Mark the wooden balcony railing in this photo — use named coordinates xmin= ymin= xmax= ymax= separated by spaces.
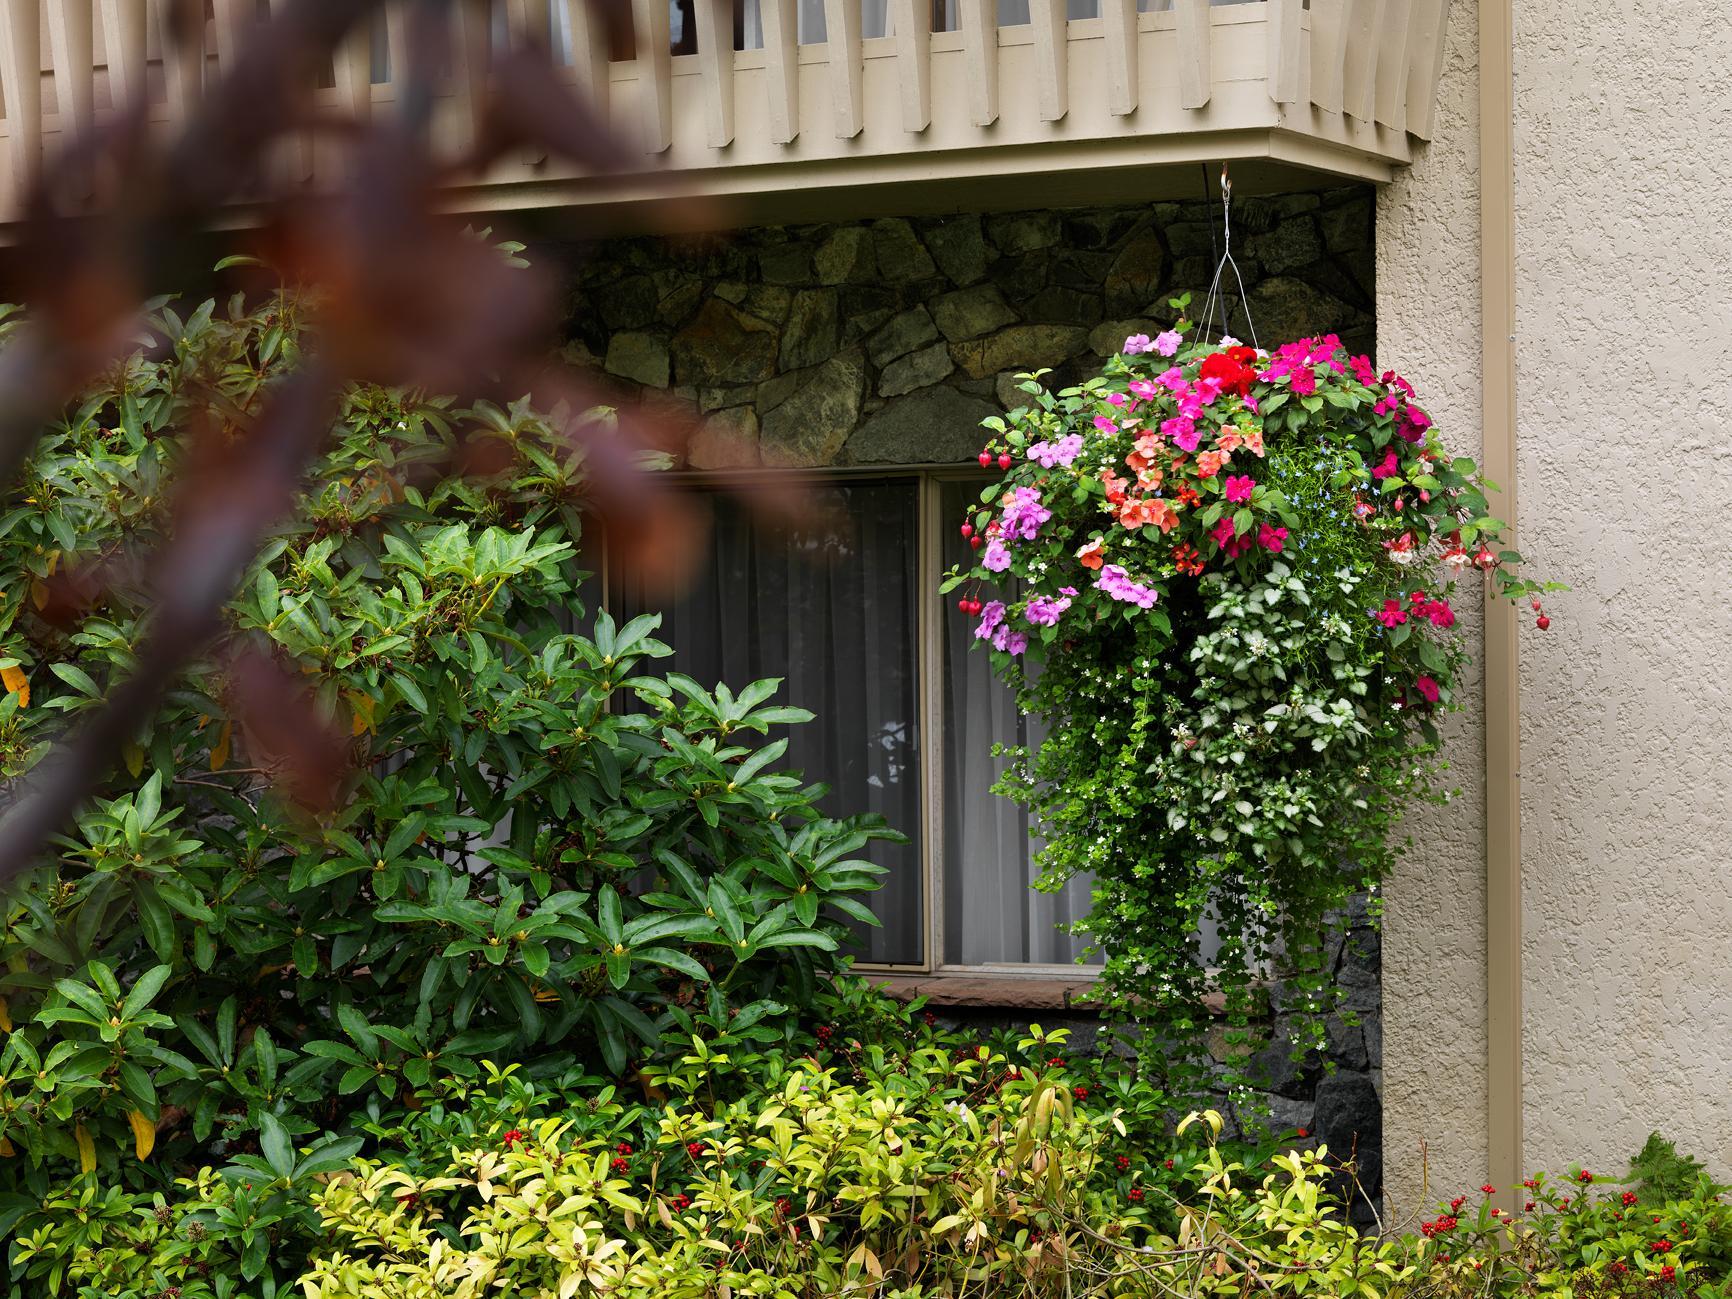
xmin=0 ymin=0 xmax=1451 ymax=228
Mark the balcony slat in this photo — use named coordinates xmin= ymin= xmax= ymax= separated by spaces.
xmin=507 ymin=0 xmax=551 ymax=160
xmin=212 ymin=0 xmax=252 ymax=72
xmin=0 ymin=2 xmax=42 ymax=198
xmin=1375 ymin=0 xmax=1412 ymax=129
xmin=823 ymin=0 xmax=863 ymax=138
xmin=261 ymin=0 xmax=312 ymax=182
xmin=1265 ymin=0 xmax=1302 ymax=106
xmin=1342 ymin=0 xmax=1381 ymax=123
xmin=449 ymin=0 xmax=492 ymax=153
xmin=958 ymin=0 xmax=998 ymax=126
xmin=1309 ymin=0 xmax=1344 ymax=114
xmin=631 ymin=0 xmax=673 ymax=151
xmin=46 ymin=0 xmax=96 ymax=145
xmin=693 ymin=0 xmax=734 ymax=147
xmin=892 ymin=0 xmax=930 ymax=132
xmin=1102 ymin=0 xmax=1137 ymax=115
xmin=762 ymin=0 xmax=799 ymax=144
xmin=560 ymin=0 xmax=611 ymax=105
xmin=1175 ymin=0 xmax=1210 ymax=110
xmin=1405 ymin=0 xmax=1449 ymax=140
xmin=161 ymin=0 xmax=205 ymax=126
xmin=334 ymin=16 xmax=374 ymax=122
xmin=1027 ymin=0 xmax=1067 ymax=122
xmin=99 ymin=0 xmax=147 ymax=107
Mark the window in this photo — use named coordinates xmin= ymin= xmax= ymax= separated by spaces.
xmin=611 ymin=469 xmax=1099 ymax=972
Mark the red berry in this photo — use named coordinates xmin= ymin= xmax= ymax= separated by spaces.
xmin=1536 ymin=615 xmax=1550 ymax=630
xmin=960 ymin=523 xmax=973 ymax=538
xmin=997 ymin=453 xmax=1013 ymax=470
xmin=978 ymin=451 xmax=993 ymax=467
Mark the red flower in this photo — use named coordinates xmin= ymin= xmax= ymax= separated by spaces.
xmin=1414 ymin=675 xmax=1441 ymax=704
xmin=1200 ymin=347 xmax=1257 ymax=398
xmin=1375 ymin=599 xmax=1408 ymax=628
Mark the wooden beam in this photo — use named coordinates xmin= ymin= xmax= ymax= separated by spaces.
xmin=761 ymin=0 xmax=799 ymax=144
xmin=99 ymin=0 xmax=148 ymax=107
xmin=1480 ymin=0 xmax=1524 ymax=1216
xmin=631 ymin=0 xmax=672 ymax=152
xmin=822 ymin=0 xmax=863 ymax=138
xmin=1309 ymin=0 xmax=1345 ymax=114
xmin=1101 ymin=0 xmax=1136 ymax=116
xmin=892 ymin=0 xmax=930 ymax=133
xmin=1027 ymin=0 xmax=1066 ymax=122
xmin=1375 ymin=0 xmax=1413 ymax=130
xmin=1265 ymin=0 xmax=1303 ymax=107
xmin=958 ymin=0 xmax=998 ymax=126
xmin=449 ymin=0 xmax=492 ymax=152
xmin=0 ymin=1 xmax=42 ymax=200
xmin=46 ymin=0 xmax=96 ymax=143
xmin=1405 ymin=0 xmax=1451 ymax=139
xmin=693 ymin=0 xmax=734 ymax=147
xmin=159 ymin=0 xmax=205 ymax=127
xmin=1174 ymin=0 xmax=1210 ymax=110
xmin=561 ymin=0 xmax=611 ymax=108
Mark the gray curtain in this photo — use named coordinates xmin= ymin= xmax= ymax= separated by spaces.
xmin=613 ymin=481 xmax=925 ymax=965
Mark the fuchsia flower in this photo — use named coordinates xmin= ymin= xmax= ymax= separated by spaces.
xmin=1289 ymin=367 xmax=1317 ymax=396
xmin=1258 ymin=523 xmax=1288 ymax=553
xmin=1223 ymin=475 xmax=1256 ymax=503
xmin=1024 ymin=592 xmax=1073 ymax=626
xmin=1095 ymin=564 xmax=1160 ymax=609
xmin=1371 ymin=448 xmax=1401 ymax=480
xmin=1154 ymin=329 xmax=1183 ymax=356
xmin=999 ymin=486 xmax=1052 ymax=541
xmin=991 ymin=624 xmax=1029 ymax=656
xmin=1162 ymin=415 xmax=1201 ymax=453
xmin=1375 ymin=599 xmax=1409 ymax=628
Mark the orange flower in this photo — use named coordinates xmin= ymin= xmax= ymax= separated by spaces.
xmin=1244 ymin=426 xmax=1266 ymax=457
xmin=1118 ymin=498 xmax=1179 ymax=534
xmin=1195 ymin=450 xmax=1225 ymax=479
xmin=1099 ymin=470 xmax=1130 ymax=504
xmin=1076 ymin=538 xmax=1105 ymax=570
xmin=1217 ymin=429 xmax=1243 ymax=454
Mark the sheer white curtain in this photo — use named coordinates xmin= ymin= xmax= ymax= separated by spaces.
xmin=938 ymin=481 xmax=1100 ymax=966
xmin=613 ymin=481 xmax=926 ymax=965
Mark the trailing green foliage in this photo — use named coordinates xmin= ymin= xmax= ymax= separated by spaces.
xmin=0 ymin=276 xmax=893 ymax=1244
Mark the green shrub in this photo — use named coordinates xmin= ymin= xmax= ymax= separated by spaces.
xmin=0 ymin=276 xmax=892 ymax=1241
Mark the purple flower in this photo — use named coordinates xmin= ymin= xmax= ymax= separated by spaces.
xmin=982 ymin=538 xmax=1012 ymax=572
xmin=1094 ymin=564 xmax=1159 ymax=610
xmin=991 ymin=624 xmax=1029 ymax=656
xmin=998 ymin=486 xmax=1052 ymax=541
xmin=1028 ymin=434 xmax=1084 ymax=469
xmin=1154 ymin=329 xmax=1183 ymax=357
xmin=1123 ymin=333 xmax=1154 ymax=354
xmin=973 ymin=601 xmax=1007 ymax=640
xmin=1024 ymin=593 xmax=1073 ymax=627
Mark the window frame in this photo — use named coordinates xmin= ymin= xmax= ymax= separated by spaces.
xmin=603 ymin=461 xmax=1095 ymax=982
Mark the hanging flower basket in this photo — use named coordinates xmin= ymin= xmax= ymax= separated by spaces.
xmin=944 ymin=307 xmax=1556 ymax=1088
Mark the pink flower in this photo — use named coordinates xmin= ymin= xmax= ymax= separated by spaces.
xmin=1093 ymin=414 xmax=1120 ymax=434
xmin=1374 ymin=599 xmax=1408 ymax=628
xmin=1210 ymin=518 xmax=1237 ymax=548
xmin=1288 ymin=367 xmax=1316 ymax=396
xmin=1123 ymin=333 xmax=1155 ymax=354
xmin=1223 ymin=475 xmax=1255 ymax=503
xmin=1154 ymin=329 xmax=1183 ymax=356
xmin=1414 ymin=675 xmax=1441 ymax=704
xmin=1162 ymin=415 xmax=1201 ymax=453
xmin=1425 ymin=598 xmax=1456 ymax=629
xmin=1258 ymin=523 xmax=1288 ymax=553
xmin=982 ymin=538 xmax=1012 ymax=572
xmin=973 ymin=601 xmax=1007 ymax=640
xmin=1371 ymin=448 xmax=1401 ymax=480
xmin=1024 ymin=593 xmax=1073 ymax=626
xmin=1350 ymin=355 xmax=1376 ymax=385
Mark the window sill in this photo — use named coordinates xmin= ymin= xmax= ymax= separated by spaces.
xmin=862 ymin=971 xmax=1102 ymax=1011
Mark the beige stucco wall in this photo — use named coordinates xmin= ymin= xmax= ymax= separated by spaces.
xmin=1375 ymin=0 xmax=1491 ymax=1214
xmin=1379 ymin=0 xmax=1732 ymax=1204
xmin=1513 ymin=0 xmax=1732 ymax=1174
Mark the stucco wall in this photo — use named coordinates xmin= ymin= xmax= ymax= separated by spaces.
xmin=1375 ymin=0 xmax=1490 ymax=1213
xmin=1514 ymin=0 xmax=1732 ymax=1175
xmin=1379 ymin=0 xmax=1732 ymax=1205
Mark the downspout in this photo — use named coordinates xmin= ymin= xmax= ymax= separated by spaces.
xmin=1479 ymin=0 xmax=1523 ymax=1198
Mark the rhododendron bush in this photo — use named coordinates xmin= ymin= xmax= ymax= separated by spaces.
xmin=944 ymin=308 xmax=1556 ymax=1093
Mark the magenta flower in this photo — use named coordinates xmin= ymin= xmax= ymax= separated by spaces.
xmin=982 ymin=538 xmax=1012 ymax=572
xmin=1371 ymin=448 xmax=1400 ymax=480
xmin=1223 ymin=475 xmax=1255 ymax=503
xmin=973 ymin=601 xmax=1007 ymax=640
xmin=1025 ymin=593 xmax=1073 ymax=626
xmin=1414 ymin=675 xmax=1441 ymax=704
xmin=1258 ymin=523 xmax=1288 ymax=553
xmin=1289 ymin=367 xmax=1316 ymax=396
xmin=999 ymin=486 xmax=1052 ymax=540
xmin=1162 ymin=416 xmax=1201 ymax=453
xmin=1029 ymin=434 xmax=1084 ymax=468
xmin=1374 ymin=599 xmax=1408 ymax=628
xmin=1094 ymin=564 xmax=1159 ymax=609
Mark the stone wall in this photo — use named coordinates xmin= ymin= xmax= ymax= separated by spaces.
xmin=555 ymin=188 xmax=1375 ymax=471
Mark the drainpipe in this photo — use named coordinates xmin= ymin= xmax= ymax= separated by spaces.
xmin=1479 ymin=0 xmax=1522 ymax=1201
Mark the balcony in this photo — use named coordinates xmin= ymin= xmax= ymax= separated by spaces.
xmin=0 ymin=0 xmax=1449 ymax=231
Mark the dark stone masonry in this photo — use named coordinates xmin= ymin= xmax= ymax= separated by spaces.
xmin=553 ymin=186 xmax=1376 ymax=471
xmin=550 ymin=186 xmax=1382 ymax=1217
